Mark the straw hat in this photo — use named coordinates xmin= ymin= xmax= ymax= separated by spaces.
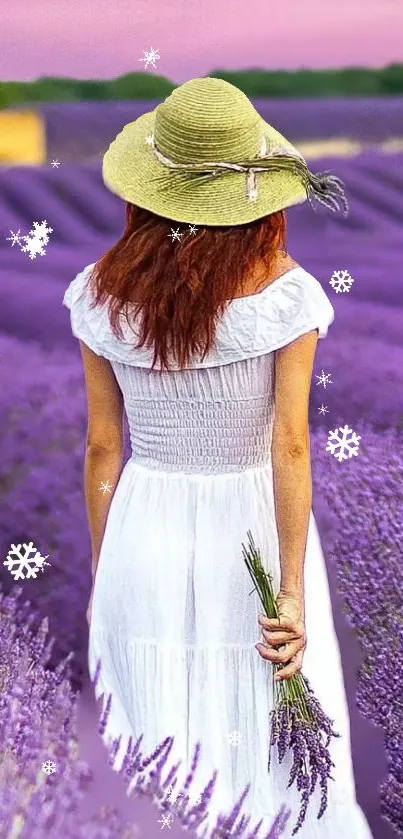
xmin=102 ymin=77 xmax=348 ymax=226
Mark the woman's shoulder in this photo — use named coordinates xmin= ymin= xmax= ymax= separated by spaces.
xmin=229 ymin=255 xmax=330 ymax=313
xmin=222 ymin=259 xmax=335 ymax=356
xmin=63 ymin=262 xmax=96 ymax=308
xmin=63 ymin=263 xmax=112 ymax=358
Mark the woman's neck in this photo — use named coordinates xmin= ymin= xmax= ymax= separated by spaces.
xmin=233 ymin=252 xmax=296 ymax=300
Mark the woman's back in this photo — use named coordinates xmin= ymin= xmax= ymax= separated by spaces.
xmin=64 ymin=259 xmax=333 ymax=474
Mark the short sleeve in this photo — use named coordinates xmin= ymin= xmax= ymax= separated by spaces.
xmin=63 ymin=263 xmax=144 ymax=365
xmin=301 ymin=271 xmax=334 ymax=340
xmin=63 ymin=263 xmax=102 ymax=355
xmin=208 ymin=267 xmax=335 ymax=366
xmin=267 ymin=267 xmax=334 ymax=344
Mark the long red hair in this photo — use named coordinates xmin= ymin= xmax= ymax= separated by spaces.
xmin=89 ymin=203 xmax=288 ymax=371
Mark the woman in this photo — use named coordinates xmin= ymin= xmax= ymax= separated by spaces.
xmin=64 ymin=78 xmax=373 ymax=837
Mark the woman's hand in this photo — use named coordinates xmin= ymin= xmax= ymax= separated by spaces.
xmin=255 ymin=589 xmax=306 ymax=681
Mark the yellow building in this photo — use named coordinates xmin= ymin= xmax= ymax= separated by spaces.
xmin=0 ymin=109 xmax=46 ymax=165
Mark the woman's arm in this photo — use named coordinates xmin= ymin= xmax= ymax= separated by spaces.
xmin=255 ymin=329 xmax=319 ymax=679
xmin=79 ymin=341 xmax=124 ymax=577
xmin=271 ymin=329 xmax=319 ymax=596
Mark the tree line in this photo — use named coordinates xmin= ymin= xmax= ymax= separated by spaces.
xmin=1 ymin=64 xmax=402 ymax=108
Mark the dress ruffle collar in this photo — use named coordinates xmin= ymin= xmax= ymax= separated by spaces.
xmin=63 ymin=263 xmax=334 ymax=369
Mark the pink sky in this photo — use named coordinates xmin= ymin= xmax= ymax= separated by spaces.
xmin=1 ymin=0 xmax=402 ymax=83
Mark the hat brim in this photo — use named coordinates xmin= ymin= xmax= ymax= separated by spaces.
xmin=102 ymin=109 xmax=308 ymax=226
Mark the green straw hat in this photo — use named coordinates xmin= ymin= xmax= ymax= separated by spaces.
xmin=102 ymin=77 xmax=348 ymax=226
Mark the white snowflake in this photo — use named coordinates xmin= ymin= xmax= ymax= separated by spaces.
xmin=228 ymin=729 xmax=243 ymax=747
xmin=30 ymin=220 xmax=53 ymax=243
xmin=318 ymin=404 xmax=329 ymax=416
xmin=99 ymin=480 xmax=113 ymax=495
xmin=3 ymin=542 xmax=51 ymax=581
xmin=42 ymin=759 xmax=57 ymax=775
xmin=20 ymin=220 xmax=53 ymax=260
xmin=168 ymin=228 xmax=183 ymax=242
xmin=20 ymin=236 xmax=47 ymax=260
xmin=6 ymin=229 xmax=23 ymax=247
xmin=329 ymin=269 xmax=354 ymax=293
xmin=188 ymin=224 xmax=198 ymax=235
xmin=315 ymin=370 xmax=333 ymax=389
xmin=326 ymin=424 xmax=361 ymax=462
xmin=157 ymin=813 xmax=173 ymax=830
xmin=50 ymin=159 xmax=60 ymax=168
xmin=139 ymin=47 xmax=161 ymax=70
xmin=145 ymin=134 xmax=154 ymax=146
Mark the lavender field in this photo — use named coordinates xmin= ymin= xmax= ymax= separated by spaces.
xmin=20 ymin=96 xmax=403 ymax=162
xmin=0 ymin=96 xmax=402 ymax=839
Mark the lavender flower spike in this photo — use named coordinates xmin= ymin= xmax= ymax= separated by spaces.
xmin=242 ymin=530 xmax=340 ymax=835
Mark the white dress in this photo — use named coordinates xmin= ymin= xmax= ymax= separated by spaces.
xmin=64 ymin=264 xmax=373 ymax=839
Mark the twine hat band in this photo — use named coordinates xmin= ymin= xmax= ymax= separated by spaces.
xmin=102 ymin=77 xmax=349 ymax=226
xmin=146 ymin=132 xmax=348 ymax=215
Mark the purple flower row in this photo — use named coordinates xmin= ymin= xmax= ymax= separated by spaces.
xmin=312 ymin=425 xmax=403 ymax=835
xmin=0 ymin=586 xmax=290 ymax=839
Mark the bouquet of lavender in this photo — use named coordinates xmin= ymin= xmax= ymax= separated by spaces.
xmin=242 ymin=530 xmax=340 ymax=836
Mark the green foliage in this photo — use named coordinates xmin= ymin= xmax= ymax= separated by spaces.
xmin=0 ymin=64 xmax=402 ymax=109
xmin=0 ymin=81 xmax=28 ymax=108
xmin=379 ymin=62 xmax=403 ymax=94
xmin=209 ymin=65 xmax=396 ymax=97
xmin=108 ymin=72 xmax=176 ymax=100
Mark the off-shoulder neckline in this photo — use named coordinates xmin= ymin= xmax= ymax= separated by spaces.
xmin=227 ymin=266 xmax=302 ymax=305
xmin=64 ymin=263 xmax=333 ymax=369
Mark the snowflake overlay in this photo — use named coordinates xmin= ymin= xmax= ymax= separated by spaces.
xmin=329 ymin=269 xmax=354 ymax=293
xmin=318 ymin=404 xmax=329 ymax=416
xmin=4 ymin=542 xmax=51 ymax=580
xmin=99 ymin=480 xmax=113 ymax=495
xmin=157 ymin=812 xmax=173 ymax=830
xmin=326 ymin=425 xmax=361 ymax=462
xmin=168 ymin=225 xmax=199 ymax=242
xmin=168 ymin=228 xmax=183 ymax=242
xmin=42 ymin=759 xmax=57 ymax=775
xmin=7 ymin=220 xmax=54 ymax=260
xmin=139 ymin=47 xmax=161 ymax=70
xmin=6 ymin=229 xmax=24 ymax=247
xmin=228 ymin=729 xmax=243 ymax=747
xmin=315 ymin=370 xmax=333 ymax=389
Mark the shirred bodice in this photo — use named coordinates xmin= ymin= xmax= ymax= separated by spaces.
xmin=111 ymin=354 xmax=274 ymax=474
xmin=63 ymin=262 xmax=334 ymax=475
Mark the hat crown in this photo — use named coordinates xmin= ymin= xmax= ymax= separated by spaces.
xmin=154 ymin=77 xmax=264 ymax=164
